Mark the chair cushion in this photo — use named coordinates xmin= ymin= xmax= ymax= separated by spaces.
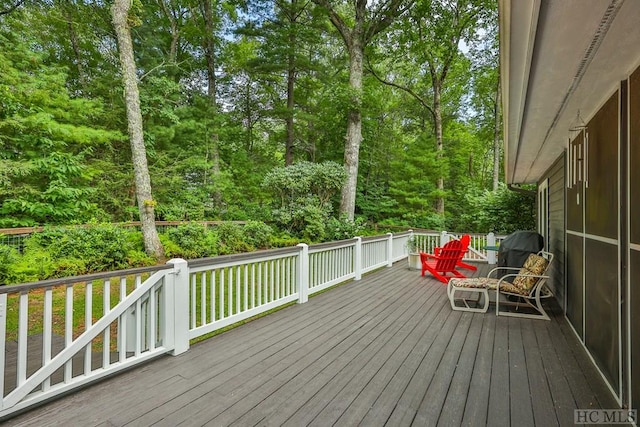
xmin=449 ymin=277 xmax=499 ymax=289
xmin=511 ymin=253 xmax=549 ymax=293
xmin=497 ymin=282 xmax=531 ymax=296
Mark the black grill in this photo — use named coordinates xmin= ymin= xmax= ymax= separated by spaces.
xmin=497 ymin=231 xmax=544 ymax=274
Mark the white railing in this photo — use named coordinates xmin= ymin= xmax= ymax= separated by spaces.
xmin=0 ymin=229 xmax=502 ymax=418
xmin=0 ymin=262 xmax=187 ymax=417
xmin=186 ymin=247 xmax=301 ymax=339
xmin=308 ymin=240 xmax=356 ymax=295
xmin=410 ymin=230 xmax=505 ymax=264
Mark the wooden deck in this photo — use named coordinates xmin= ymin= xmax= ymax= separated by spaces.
xmin=3 ymin=262 xmax=618 ymax=426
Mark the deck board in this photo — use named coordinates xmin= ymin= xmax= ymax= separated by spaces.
xmin=508 ymin=318 xmax=535 ymax=427
xmin=2 ymin=262 xmax=622 ymax=426
xmin=461 ymin=313 xmax=494 ymax=427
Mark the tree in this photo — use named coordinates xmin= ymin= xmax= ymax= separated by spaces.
xmin=0 ymin=0 xmax=26 ymax=16
xmin=467 ymin=10 xmax=501 ymax=191
xmin=0 ymin=30 xmax=122 ymax=226
xmin=111 ymin=0 xmax=163 ymax=257
xmin=370 ymin=0 xmax=492 ymax=214
xmin=311 ymin=0 xmax=414 ymax=220
xmin=263 ymin=161 xmax=346 ymax=238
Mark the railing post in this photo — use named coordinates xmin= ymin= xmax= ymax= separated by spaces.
xmin=407 ymin=229 xmax=414 ymax=254
xmin=297 ymin=243 xmax=309 ymax=304
xmin=386 ymin=233 xmax=393 ymax=267
xmin=440 ymin=230 xmax=449 ymax=247
xmin=167 ymin=258 xmax=190 ymax=356
xmin=354 ymin=237 xmax=362 ymax=280
xmin=487 ymin=232 xmax=497 ymax=264
xmin=0 ymin=293 xmax=6 ymax=407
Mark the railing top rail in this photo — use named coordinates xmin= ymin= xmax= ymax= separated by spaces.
xmin=361 ymin=235 xmax=388 ymax=243
xmin=308 ymin=238 xmax=356 ymax=251
xmin=412 ymin=230 xmax=508 ymax=239
xmin=187 ymin=246 xmax=301 ymax=268
xmin=0 ymin=264 xmax=173 ymax=294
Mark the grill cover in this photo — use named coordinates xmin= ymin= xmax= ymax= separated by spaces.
xmin=498 ymin=231 xmax=544 ymax=272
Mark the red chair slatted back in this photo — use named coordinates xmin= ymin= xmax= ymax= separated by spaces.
xmin=434 ymin=239 xmax=464 ymax=271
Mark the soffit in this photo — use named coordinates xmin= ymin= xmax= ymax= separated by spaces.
xmin=501 ymin=0 xmax=640 ymax=184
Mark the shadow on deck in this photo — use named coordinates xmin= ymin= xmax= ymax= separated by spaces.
xmin=3 ymin=262 xmax=618 ymax=426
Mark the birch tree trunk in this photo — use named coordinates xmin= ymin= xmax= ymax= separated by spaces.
xmin=312 ymin=0 xmax=412 ymax=220
xmin=341 ymin=37 xmax=364 ymax=220
xmin=112 ymin=0 xmax=163 ymax=258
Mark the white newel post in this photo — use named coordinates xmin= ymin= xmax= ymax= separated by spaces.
xmin=0 ymin=293 xmax=6 ymax=407
xmin=487 ymin=232 xmax=497 ymax=264
xmin=354 ymin=237 xmax=362 ymax=280
xmin=440 ymin=231 xmax=449 ymax=247
xmin=297 ymin=243 xmax=309 ymax=304
xmin=167 ymin=258 xmax=190 ymax=356
xmin=408 ymin=229 xmax=414 ymax=252
xmin=386 ymin=233 xmax=393 ymax=267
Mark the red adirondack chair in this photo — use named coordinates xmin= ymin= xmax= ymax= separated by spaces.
xmin=433 ymin=235 xmax=478 ymax=271
xmin=420 ymin=239 xmax=467 ymax=284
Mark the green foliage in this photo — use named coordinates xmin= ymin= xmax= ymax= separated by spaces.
xmin=0 ymin=31 xmax=124 ymax=227
xmin=215 ymin=223 xmax=251 ymax=254
xmin=162 ymin=223 xmax=218 ymax=259
xmin=456 ymin=184 xmax=536 ymax=233
xmin=242 ymin=221 xmax=274 ymax=249
xmin=0 ymin=223 xmax=156 ymax=284
xmin=0 ymin=244 xmax=20 ymax=284
xmin=269 ymin=234 xmax=302 ymax=248
xmin=326 ymin=215 xmax=366 ymax=241
xmin=0 ymin=0 xmax=507 ymax=249
xmin=50 ymin=257 xmax=88 ymax=278
xmin=263 ymin=161 xmax=346 ymax=239
xmin=5 ymin=243 xmax=56 ymax=284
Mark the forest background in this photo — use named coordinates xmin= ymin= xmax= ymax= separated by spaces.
xmin=0 ymin=0 xmax=535 ymax=284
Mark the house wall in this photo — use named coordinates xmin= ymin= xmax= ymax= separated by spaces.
xmin=628 ymin=65 xmax=640 ymax=416
xmin=564 ymin=89 xmax=622 ymax=400
xmin=558 ymin=64 xmax=640 ymax=411
xmin=566 ymin=129 xmax=586 ymax=339
xmin=538 ymin=155 xmax=565 ymax=307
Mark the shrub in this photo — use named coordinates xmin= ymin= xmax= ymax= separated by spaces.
xmin=242 ymin=221 xmax=273 ymax=250
xmin=163 ymin=223 xmax=218 ymax=259
xmin=263 ymin=161 xmax=345 ymax=239
xmin=269 ymin=234 xmax=301 ymax=248
xmin=126 ymin=250 xmax=157 ymax=267
xmin=271 ymin=196 xmax=329 ymax=240
xmin=51 ymin=257 xmax=87 ymax=277
xmin=215 ymin=222 xmax=250 ymax=254
xmin=326 ymin=216 xmax=366 ymax=241
xmin=159 ymin=234 xmax=184 ymax=259
xmin=7 ymin=244 xmax=55 ymax=283
xmin=0 ymin=244 xmax=20 ymax=284
xmin=26 ymin=224 xmax=142 ymax=273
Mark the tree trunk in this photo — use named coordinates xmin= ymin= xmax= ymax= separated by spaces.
xmin=202 ymin=0 xmax=217 ymax=103
xmin=340 ymin=37 xmax=364 ymax=221
xmin=285 ymin=35 xmax=296 ymax=166
xmin=62 ymin=5 xmax=87 ymax=91
xmin=434 ymin=82 xmax=445 ymax=214
xmin=112 ymin=0 xmax=163 ymax=258
xmin=492 ymin=79 xmax=501 ymax=191
xmin=201 ymin=0 xmax=222 ymax=204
